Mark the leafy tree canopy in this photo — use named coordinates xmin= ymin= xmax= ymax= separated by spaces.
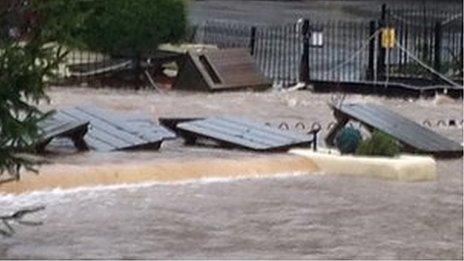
xmin=76 ymin=0 xmax=187 ymax=57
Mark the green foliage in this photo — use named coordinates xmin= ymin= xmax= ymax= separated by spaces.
xmin=355 ymin=131 xmax=401 ymax=157
xmin=76 ymin=0 xmax=187 ymax=57
xmin=391 ymin=43 xmax=463 ymax=80
xmin=444 ymin=48 xmax=463 ymax=78
xmin=0 ymin=0 xmax=79 ymax=182
xmin=184 ymin=24 xmax=199 ymax=43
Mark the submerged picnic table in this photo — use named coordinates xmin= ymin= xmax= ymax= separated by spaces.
xmin=174 ymin=116 xmax=318 ymax=152
xmin=325 ymin=103 xmax=463 ymax=158
xmin=54 ymin=106 xmax=176 ymax=152
xmin=37 ymin=116 xmax=89 ymax=152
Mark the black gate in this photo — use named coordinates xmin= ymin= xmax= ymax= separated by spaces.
xmin=192 ymin=4 xmax=464 ymax=91
xmin=199 ymin=19 xmax=371 ymax=87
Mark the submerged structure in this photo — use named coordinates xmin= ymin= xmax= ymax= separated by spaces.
xmin=173 ymin=48 xmax=271 ymax=91
xmin=326 ymin=103 xmax=463 ymax=158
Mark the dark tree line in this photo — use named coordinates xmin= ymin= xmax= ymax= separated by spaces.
xmin=0 ymin=0 xmax=186 ymax=183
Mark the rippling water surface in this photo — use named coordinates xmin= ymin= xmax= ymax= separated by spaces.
xmin=1 ymin=160 xmax=462 ymax=259
xmin=2 ymin=85 xmax=463 ymax=259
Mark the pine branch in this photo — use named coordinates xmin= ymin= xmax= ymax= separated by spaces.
xmin=0 ymin=206 xmax=46 ymax=237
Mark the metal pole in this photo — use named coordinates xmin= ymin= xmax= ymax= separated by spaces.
xmin=433 ymin=21 xmax=442 ymax=82
xmin=299 ymin=19 xmax=310 ymax=84
xmin=249 ymin=26 xmax=257 ymax=56
xmin=377 ymin=4 xmax=387 ymax=80
xmin=367 ymin=20 xmax=376 ymax=81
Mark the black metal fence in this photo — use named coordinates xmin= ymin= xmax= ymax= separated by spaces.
xmin=55 ymin=3 xmax=463 ymax=90
xmin=195 ymin=4 xmax=463 ymax=88
xmin=199 ymin=19 xmax=374 ymax=86
xmin=306 ymin=20 xmax=370 ymax=83
xmin=199 ymin=20 xmax=302 ymax=86
xmin=385 ymin=4 xmax=463 ymax=82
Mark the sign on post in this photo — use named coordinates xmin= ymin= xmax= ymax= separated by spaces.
xmin=381 ymin=27 xmax=396 ymax=49
xmin=310 ymin=30 xmax=323 ymax=47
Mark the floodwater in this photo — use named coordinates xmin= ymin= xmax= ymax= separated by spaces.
xmin=0 ymin=159 xmax=462 ymax=259
xmin=0 ymin=1 xmax=462 ymax=259
xmin=0 ymin=88 xmax=463 ymax=259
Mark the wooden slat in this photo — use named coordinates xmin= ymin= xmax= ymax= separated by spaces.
xmin=334 ymin=103 xmax=463 ymax=155
xmin=123 ymin=118 xmax=177 ymax=141
xmin=60 ymin=111 xmax=133 ymax=151
xmin=39 ymin=120 xmax=85 ymax=140
xmin=177 ymin=116 xmax=313 ymax=151
xmin=39 ymin=118 xmax=77 ymax=136
xmin=61 ymin=108 xmax=145 ymax=146
xmin=74 ymin=105 xmax=176 ymax=141
xmin=36 ymin=116 xmax=89 ymax=151
xmin=176 ymin=48 xmax=271 ymax=91
xmin=56 ymin=106 xmax=174 ymax=152
xmin=53 ymin=110 xmax=116 ymax=151
xmin=205 ymin=49 xmax=268 ymax=88
xmin=195 ymin=117 xmax=308 ymax=146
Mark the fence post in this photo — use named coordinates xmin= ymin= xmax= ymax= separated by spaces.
xmin=133 ymin=55 xmax=141 ymax=89
xmin=377 ymin=4 xmax=387 ymax=80
xmin=366 ymin=21 xmax=376 ymax=81
xmin=299 ymin=19 xmax=310 ymax=84
xmin=249 ymin=26 xmax=257 ymax=56
xmin=433 ymin=21 xmax=442 ymax=82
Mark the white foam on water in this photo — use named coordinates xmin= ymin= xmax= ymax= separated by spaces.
xmin=0 ymin=171 xmax=315 ymax=208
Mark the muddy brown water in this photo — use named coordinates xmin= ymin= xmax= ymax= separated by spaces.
xmin=0 ymin=87 xmax=462 ymax=259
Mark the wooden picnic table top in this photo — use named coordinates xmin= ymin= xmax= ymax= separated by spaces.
xmin=332 ymin=103 xmax=463 ymax=156
xmin=37 ymin=116 xmax=89 ymax=151
xmin=176 ymin=116 xmax=314 ymax=151
xmin=56 ymin=105 xmax=176 ymax=152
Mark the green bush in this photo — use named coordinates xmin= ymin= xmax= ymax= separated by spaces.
xmin=76 ymin=0 xmax=186 ymax=57
xmin=355 ymin=130 xmax=401 ymax=157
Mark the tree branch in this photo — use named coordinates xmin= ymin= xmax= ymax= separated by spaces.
xmin=0 ymin=206 xmax=45 ymax=237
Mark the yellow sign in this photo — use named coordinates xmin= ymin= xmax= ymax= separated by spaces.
xmin=381 ymin=27 xmax=396 ymax=49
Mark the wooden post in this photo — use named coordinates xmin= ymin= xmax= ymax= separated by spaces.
xmin=377 ymin=4 xmax=387 ymax=80
xmin=366 ymin=20 xmax=376 ymax=81
xmin=133 ymin=55 xmax=141 ymax=89
xmin=325 ymin=115 xmax=349 ymax=147
xmin=380 ymin=3 xmax=387 ymax=26
xmin=250 ymin=26 xmax=257 ymax=56
xmin=433 ymin=21 xmax=442 ymax=82
xmin=299 ymin=19 xmax=310 ymax=84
